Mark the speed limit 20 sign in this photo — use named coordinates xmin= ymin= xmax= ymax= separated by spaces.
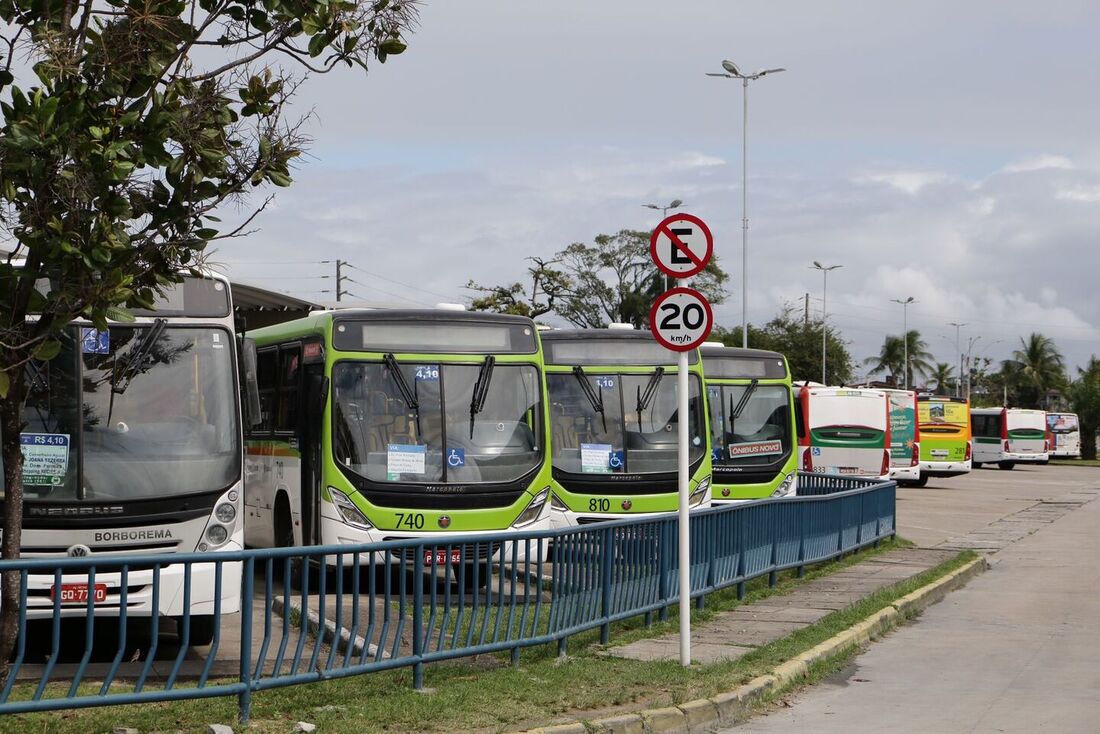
xmin=649 ymin=287 xmax=714 ymax=352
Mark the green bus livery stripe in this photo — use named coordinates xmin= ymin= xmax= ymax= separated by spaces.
xmin=974 ymin=437 xmax=1001 ymax=444
xmin=809 ymin=430 xmax=886 ymax=449
xmin=1008 ymin=429 xmax=1044 ymax=439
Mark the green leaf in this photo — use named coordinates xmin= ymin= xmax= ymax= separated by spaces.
xmin=32 ymin=339 xmax=62 ymax=361
xmin=0 ymin=370 xmax=8 ymax=398
xmin=379 ymin=39 xmax=407 ymax=55
xmin=105 ymin=305 xmax=136 ymax=322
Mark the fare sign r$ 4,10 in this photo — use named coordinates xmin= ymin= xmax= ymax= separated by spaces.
xmin=649 ymin=287 xmax=714 ymax=352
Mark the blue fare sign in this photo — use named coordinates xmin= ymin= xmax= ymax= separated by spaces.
xmin=81 ymin=327 xmax=110 ymax=354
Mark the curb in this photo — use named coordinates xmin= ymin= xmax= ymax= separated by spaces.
xmin=521 ymin=555 xmax=987 ymax=734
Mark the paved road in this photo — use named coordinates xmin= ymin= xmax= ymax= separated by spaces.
xmin=725 ymin=464 xmax=1100 ymax=733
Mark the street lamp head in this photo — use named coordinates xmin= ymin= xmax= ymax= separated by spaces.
xmin=759 ymin=67 xmax=787 ymax=75
xmin=812 ymin=260 xmax=823 ymax=269
xmin=721 ymin=59 xmax=741 ymax=76
xmin=643 ymin=204 xmax=660 ymax=210
xmin=669 ymin=199 xmax=683 ymax=208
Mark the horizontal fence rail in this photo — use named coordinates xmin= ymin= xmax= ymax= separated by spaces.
xmin=0 ymin=477 xmax=895 ymax=722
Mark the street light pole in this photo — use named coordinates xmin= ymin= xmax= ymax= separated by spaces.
xmin=891 ymin=297 xmax=916 ymax=389
xmin=708 ymin=60 xmax=785 ymax=349
xmin=644 ymin=199 xmax=684 ymax=291
xmin=810 ymin=262 xmax=842 ymax=384
xmin=949 ymin=322 xmax=966 ymax=397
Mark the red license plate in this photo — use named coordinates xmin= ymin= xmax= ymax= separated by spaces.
xmin=424 ymin=549 xmax=463 ymax=565
xmin=50 ymin=583 xmax=108 ymax=604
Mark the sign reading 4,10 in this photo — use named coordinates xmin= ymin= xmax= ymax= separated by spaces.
xmin=649 ymin=287 xmax=714 ymax=352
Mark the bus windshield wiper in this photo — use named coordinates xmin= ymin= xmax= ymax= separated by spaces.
xmin=635 ymin=367 xmax=665 ymax=425
xmin=113 ymin=318 xmax=167 ymax=394
xmin=572 ymin=366 xmax=607 ymax=432
xmin=729 ymin=378 xmax=759 ymax=434
xmin=384 ymin=353 xmax=422 ymax=436
xmin=469 ymin=355 xmax=496 ymax=438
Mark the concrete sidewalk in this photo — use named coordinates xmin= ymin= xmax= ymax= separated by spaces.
xmin=606 ymin=547 xmax=957 ymax=665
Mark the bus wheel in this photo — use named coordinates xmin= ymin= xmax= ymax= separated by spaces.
xmin=179 ymin=615 xmax=217 ymax=647
xmin=911 ymin=475 xmax=929 ymax=487
xmin=998 ymin=461 xmax=1016 ymax=470
xmin=972 ymin=462 xmax=983 ymax=469
xmin=275 ymin=500 xmax=304 ymax=589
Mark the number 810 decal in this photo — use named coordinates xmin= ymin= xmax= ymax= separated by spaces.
xmin=649 ymin=287 xmax=714 ymax=352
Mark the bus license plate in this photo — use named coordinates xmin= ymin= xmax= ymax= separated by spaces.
xmin=51 ymin=583 xmax=108 ymax=604
xmin=424 ymin=549 xmax=463 ymax=565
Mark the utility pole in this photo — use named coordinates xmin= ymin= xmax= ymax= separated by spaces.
xmin=804 ymin=293 xmax=810 ymax=328
xmin=335 ymin=259 xmax=349 ymax=302
xmin=949 ymin=322 xmax=966 ymax=397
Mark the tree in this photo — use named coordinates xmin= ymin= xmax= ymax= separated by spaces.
xmin=1002 ymin=333 xmax=1066 ymax=408
xmin=469 ymin=230 xmax=729 ymax=328
xmin=863 ymin=330 xmax=933 ymax=387
xmin=0 ymin=0 xmax=418 ymax=671
xmin=555 ymin=230 xmax=728 ymax=328
xmin=714 ymin=305 xmax=854 ymax=385
xmin=466 ymin=257 xmax=571 ymax=320
xmin=929 ymin=362 xmax=955 ymax=395
xmin=1069 ymin=357 xmax=1100 ymax=460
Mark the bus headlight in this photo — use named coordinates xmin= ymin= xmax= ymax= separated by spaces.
xmin=206 ymin=524 xmax=229 ymax=546
xmin=330 ymin=488 xmax=372 ymax=530
xmin=550 ymin=492 xmax=568 ymax=512
xmin=772 ymin=473 xmax=796 ymax=498
xmin=514 ymin=488 xmax=550 ymax=527
xmin=215 ymin=503 xmax=237 ymax=524
xmin=689 ymin=477 xmax=711 ymax=507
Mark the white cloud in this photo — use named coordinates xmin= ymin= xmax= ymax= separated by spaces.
xmin=1057 ymin=185 xmax=1100 ymax=202
xmin=1001 ymin=154 xmax=1075 ymax=173
xmin=854 ymin=170 xmax=951 ymax=195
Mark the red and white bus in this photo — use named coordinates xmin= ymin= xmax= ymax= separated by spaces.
xmin=794 ymin=385 xmax=891 ymax=480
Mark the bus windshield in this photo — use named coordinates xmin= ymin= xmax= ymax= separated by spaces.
xmin=810 ymin=393 xmax=886 ymax=432
xmin=332 ymin=361 xmax=544 ymax=485
xmin=708 ymin=384 xmax=791 ymax=466
xmin=2 ymin=325 xmax=240 ymax=501
xmin=547 ymin=371 xmax=705 ymax=475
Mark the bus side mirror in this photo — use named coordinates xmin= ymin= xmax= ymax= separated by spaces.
xmin=241 ymin=337 xmax=262 ymax=427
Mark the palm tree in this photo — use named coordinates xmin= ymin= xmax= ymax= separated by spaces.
xmin=864 ymin=330 xmax=935 ymax=387
xmin=864 ymin=335 xmax=905 ymax=383
xmin=929 ymin=362 xmax=955 ymax=395
xmin=1003 ymin=333 xmax=1066 ymax=408
xmin=902 ymin=330 xmax=935 ymax=387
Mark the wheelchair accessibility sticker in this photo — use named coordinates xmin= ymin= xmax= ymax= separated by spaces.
xmin=811 ymin=446 xmax=822 ymax=456
xmin=609 ymin=450 xmax=625 ymax=470
xmin=447 ymin=448 xmax=466 ymax=467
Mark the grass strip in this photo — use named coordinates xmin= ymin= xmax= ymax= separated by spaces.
xmin=1 ymin=540 xmax=975 ymax=734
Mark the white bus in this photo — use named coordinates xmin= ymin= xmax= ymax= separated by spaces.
xmin=1046 ymin=412 xmax=1081 ymax=459
xmin=970 ymin=407 xmax=1049 ymax=470
xmin=794 ymin=385 xmax=890 ymax=480
xmin=1 ymin=273 xmax=253 ymax=645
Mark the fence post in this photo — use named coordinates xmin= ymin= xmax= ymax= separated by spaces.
xmin=238 ymin=556 xmax=254 ymax=725
xmin=600 ymin=526 xmax=613 ymax=644
xmin=736 ymin=507 xmax=746 ymax=600
xmin=797 ymin=500 xmax=806 ymax=578
xmin=768 ymin=504 xmax=779 ymax=587
xmin=413 ymin=547 xmax=425 ymax=690
xmin=658 ymin=519 xmax=671 ymax=622
xmin=696 ymin=514 xmax=711 ymax=610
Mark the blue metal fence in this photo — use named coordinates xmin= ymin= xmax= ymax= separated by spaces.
xmin=0 ymin=476 xmax=894 ymax=722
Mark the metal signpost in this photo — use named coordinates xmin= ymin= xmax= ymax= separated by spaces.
xmin=649 ymin=214 xmax=715 ymax=667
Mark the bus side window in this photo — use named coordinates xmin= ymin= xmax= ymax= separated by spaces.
xmin=276 ymin=344 xmax=301 ymax=433
xmin=256 ymin=348 xmax=278 ymax=435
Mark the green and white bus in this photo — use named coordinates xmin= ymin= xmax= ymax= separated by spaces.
xmin=699 ymin=344 xmax=797 ymax=501
xmin=243 ymin=309 xmax=553 ymax=559
xmin=541 ymin=327 xmax=712 ymax=527
xmin=970 ymin=407 xmax=1048 ymax=470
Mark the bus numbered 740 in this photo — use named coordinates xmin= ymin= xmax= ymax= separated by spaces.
xmin=243 ymin=309 xmax=553 ymax=562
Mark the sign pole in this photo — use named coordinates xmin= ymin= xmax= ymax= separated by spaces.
xmin=677 ymin=348 xmax=691 ymax=666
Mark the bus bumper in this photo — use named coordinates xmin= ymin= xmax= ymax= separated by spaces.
xmin=919 ymin=460 xmax=972 ymax=476
xmin=888 ymin=465 xmax=921 ymax=482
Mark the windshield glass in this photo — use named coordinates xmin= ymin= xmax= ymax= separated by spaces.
xmin=1 ymin=326 xmax=240 ymax=501
xmin=708 ymin=384 xmax=791 ymax=467
xmin=810 ymin=393 xmax=887 ymax=431
xmin=548 ymin=372 xmax=705 ymax=475
xmin=332 ymin=361 xmax=544 ymax=485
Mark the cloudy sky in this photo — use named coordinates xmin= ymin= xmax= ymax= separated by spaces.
xmin=217 ymin=0 xmax=1100 ymax=377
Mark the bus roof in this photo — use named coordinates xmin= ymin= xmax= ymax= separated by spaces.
xmin=918 ymin=394 xmax=968 ymax=404
xmin=541 ymin=328 xmax=699 ymax=366
xmin=699 ymin=345 xmax=788 ymax=380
